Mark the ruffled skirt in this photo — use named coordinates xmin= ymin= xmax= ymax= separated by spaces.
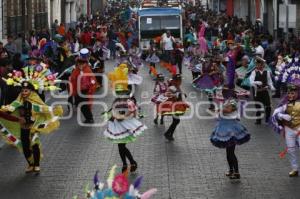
xmin=157 ymin=100 xmax=190 ymax=115
xmin=146 ymin=54 xmax=160 ymax=63
xmin=128 ymin=73 xmax=143 ymax=85
xmin=193 ymin=74 xmax=216 ymax=91
xmin=210 ymin=118 xmax=250 ymax=148
xmin=104 ymin=118 xmax=147 ymax=144
xmin=151 ymin=94 xmax=168 ymax=104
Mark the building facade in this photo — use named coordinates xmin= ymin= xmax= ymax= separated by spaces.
xmin=1 ymin=0 xmax=48 ymax=41
xmin=208 ymin=0 xmax=300 ymax=37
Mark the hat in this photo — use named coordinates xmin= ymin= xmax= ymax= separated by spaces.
xmin=155 ymin=73 xmax=165 ymax=81
xmin=242 ymin=55 xmax=249 ymax=62
xmin=171 ymin=74 xmax=182 ymax=81
xmin=21 ymin=81 xmax=35 ymax=91
xmin=255 ymin=56 xmax=266 ymax=64
xmin=80 ymin=48 xmax=90 ymax=60
xmin=287 ymin=83 xmax=299 ymax=92
xmin=53 ymin=34 xmax=65 ymax=43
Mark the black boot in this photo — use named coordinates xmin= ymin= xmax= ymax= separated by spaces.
xmin=160 ymin=116 xmax=164 ymax=125
xmin=154 ymin=116 xmax=158 ymax=125
xmin=130 ymin=161 xmax=138 ymax=172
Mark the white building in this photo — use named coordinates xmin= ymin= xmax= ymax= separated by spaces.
xmin=48 ymin=0 xmax=62 ymax=28
xmin=64 ymin=0 xmax=78 ymax=27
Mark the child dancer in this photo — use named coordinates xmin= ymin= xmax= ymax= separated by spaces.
xmin=146 ymin=40 xmax=160 ymax=75
xmin=158 ymin=74 xmax=189 ymax=141
xmin=210 ymin=99 xmax=250 ymax=179
xmin=105 ymin=66 xmax=147 ymax=173
xmin=151 ymin=74 xmax=168 ymax=125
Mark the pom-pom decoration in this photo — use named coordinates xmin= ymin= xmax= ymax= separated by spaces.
xmin=112 ymin=174 xmax=129 ymax=195
xmin=75 ymin=166 xmax=157 ymax=199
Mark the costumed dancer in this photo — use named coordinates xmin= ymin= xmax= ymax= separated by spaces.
xmin=128 ymin=42 xmax=143 ymax=73
xmin=145 ymin=40 xmax=160 ymax=75
xmin=174 ymin=41 xmax=184 ymax=74
xmin=185 ymin=43 xmax=202 ymax=80
xmin=69 ymin=49 xmax=97 ymax=124
xmin=105 ymin=64 xmax=147 ymax=173
xmin=75 ymin=165 xmax=157 ymax=199
xmin=210 ymin=99 xmax=250 ymax=179
xmin=273 ymin=55 xmax=291 ymax=98
xmin=158 ymin=74 xmax=189 ymax=141
xmin=193 ymin=58 xmax=223 ymax=111
xmin=91 ymin=39 xmax=109 ymax=88
xmin=249 ymin=56 xmax=275 ymax=124
xmin=151 ymin=74 xmax=168 ymax=125
xmin=1 ymin=72 xmax=63 ymax=173
xmin=273 ymin=55 xmax=285 ymax=98
xmin=198 ymin=22 xmax=208 ymax=56
xmin=272 ymin=83 xmax=300 ymax=177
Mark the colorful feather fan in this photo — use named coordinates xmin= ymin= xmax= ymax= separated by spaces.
xmin=2 ymin=64 xmax=61 ymax=91
xmin=76 ymin=165 xmax=157 ymax=199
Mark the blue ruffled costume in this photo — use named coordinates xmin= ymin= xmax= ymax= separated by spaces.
xmin=210 ymin=114 xmax=250 ymax=148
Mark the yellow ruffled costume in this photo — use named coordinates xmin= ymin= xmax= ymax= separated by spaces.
xmin=108 ymin=64 xmax=129 ymax=91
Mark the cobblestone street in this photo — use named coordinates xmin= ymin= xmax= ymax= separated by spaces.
xmin=0 ymin=61 xmax=300 ymax=199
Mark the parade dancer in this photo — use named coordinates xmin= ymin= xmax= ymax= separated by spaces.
xmin=193 ymin=58 xmax=223 ymax=111
xmin=272 ymin=81 xmax=300 ymax=177
xmin=69 ymin=49 xmax=97 ymax=124
xmin=91 ymin=39 xmax=109 ymax=88
xmin=273 ymin=55 xmax=287 ymax=98
xmin=210 ymin=99 xmax=250 ymax=179
xmin=151 ymin=74 xmax=168 ymax=125
xmin=249 ymin=56 xmax=275 ymax=124
xmin=105 ymin=68 xmax=147 ymax=173
xmin=1 ymin=74 xmax=63 ymax=173
xmin=198 ymin=21 xmax=208 ymax=56
xmin=145 ymin=40 xmax=160 ymax=75
xmin=158 ymin=74 xmax=189 ymax=141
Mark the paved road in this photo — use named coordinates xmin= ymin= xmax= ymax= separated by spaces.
xmin=0 ymin=60 xmax=300 ymax=199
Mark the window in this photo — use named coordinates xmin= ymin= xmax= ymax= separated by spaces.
xmin=161 ymin=16 xmax=180 ymax=29
xmin=140 ymin=16 xmax=161 ymax=30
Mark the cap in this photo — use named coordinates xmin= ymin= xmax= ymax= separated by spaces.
xmin=255 ymin=56 xmax=266 ymax=64
xmin=80 ymin=48 xmax=90 ymax=60
xmin=172 ymin=74 xmax=182 ymax=81
xmin=21 ymin=81 xmax=35 ymax=91
xmin=287 ymin=84 xmax=299 ymax=92
xmin=155 ymin=73 xmax=165 ymax=81
xmin=242 ymin=55 xmax=249 ymax=62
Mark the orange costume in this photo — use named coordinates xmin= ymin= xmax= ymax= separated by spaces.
xmin=69 ymin=63 xmax=97 ymax=108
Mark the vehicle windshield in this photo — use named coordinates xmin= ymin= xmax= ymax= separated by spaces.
xmin=140 ymin=15 xmax=180 ymax=38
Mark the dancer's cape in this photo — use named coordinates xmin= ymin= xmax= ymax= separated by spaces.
xmin=0 ymin=91 xmax=63 ymax=150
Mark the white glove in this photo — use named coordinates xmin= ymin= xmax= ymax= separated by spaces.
xmin=278 ymin=113 xmax=292 ymax=121
xmin=270 ymin=86 xmax=276 ymax=91
xmin=254 ymin=81 xmax=263 ymax=86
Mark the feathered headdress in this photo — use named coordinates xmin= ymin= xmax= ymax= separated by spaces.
xmin=74 ymin=165 xmax=157 ymax=199
xmin=2 ymin=63 xmax=61 ymax=91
